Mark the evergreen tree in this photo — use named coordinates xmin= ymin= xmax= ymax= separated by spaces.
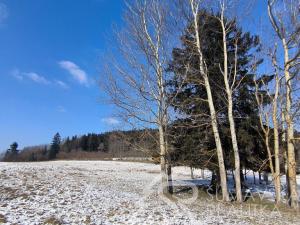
xmin=80 ymin=135 xmax=89 ymax=151
xmin=168 ymin=10 xmax=266 ymax=177
xmin=3 ymin=142 xmax=19 ymax=161
xmin=9 ymin=142 xmax=19 ymax=154
xmin=48 ymin=133 xmax=61 ymax=160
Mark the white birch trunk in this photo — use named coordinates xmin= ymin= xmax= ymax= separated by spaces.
xmin=159 ymin=124 xmax=169 ymax=195
xmin=272 ymin=74 xmax=281 ymax=204
xmin=220 ymin=12 xmax=242 ymax=203
xmin=283 ymin=39 xmax=298 ymax=208
xmin=190 ymin=0 xmax=229 ymax=201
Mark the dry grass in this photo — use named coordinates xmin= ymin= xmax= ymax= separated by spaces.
xmin=0 ymin=214 xmax=7 ymax=223
xmin=56 ymin=151 xmax=112 ymax=160
xmin=43 ymin=216 xmax=62 ymax=225
xmin=1 ymin=187 xmax=29 ymax=200
xmin=84 ymin=215 xmax=92 ymax=225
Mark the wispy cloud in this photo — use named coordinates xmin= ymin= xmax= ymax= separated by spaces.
xmin=101 ymin=117 xmax=120 ymax=125
xmin=25 ymin=72 xmax=50 ymax=85
xmin=59 ymin=60 xmax=89 ymax=86
xmin=55 ymin=80 xmax=69 ymax=89
xmin=0 ymin=3 xmax=8 ymax=24
xmin=57 ymin=106 xmax=67 ymax=113
xmin=11 ymin=69 xmax=50 ymax=85
xmin=11 ymin=69 xmax=70 ymax=89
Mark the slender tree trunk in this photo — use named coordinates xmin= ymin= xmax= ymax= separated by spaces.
xmin=165 ymin=119 xmax=173 ymax=194
xmin=228 ymin=97 xmax=242 ymax=202
xmin=259 ymin=172 xmax=262 ymax=184
xmin=253 ymin=171 xmax=256 ymax=185
xmin=159 ymin=124 xmax=169 ymax=195
xmin=240 ymin=168 xmax=245 ymax=188
xmin=190 ymin=0 xmax=229 ymax=201
xmin=284 ymin=148 xmax=291 ymax=200
xmin=272 ymin=74 xmax=281 ymax=204
xmin=190 ymin=166 xmax=194 ymax=179
xmin=204 ymin=75 xmax=229 ymax=201
xmin=201 ymin=169 xmax=205 ymax=179
xmin=167 ymin=163 xmax=173 ymax=194
xmin=220 ymin=12 xmax=242 ymax=203
xmin=281 ymin=104 xmax=290 ymax=200
xmin=265 ymin=136 xmax=275 ymax=181
xmin=283 ymin=39 xmax=298 ymax=209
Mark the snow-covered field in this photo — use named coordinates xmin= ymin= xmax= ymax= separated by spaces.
xmin=0 ymin=161 xmax=299 ymax=225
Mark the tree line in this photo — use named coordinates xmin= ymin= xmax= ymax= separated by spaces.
xmin=2 ymin=130 xmax=157 ymax=162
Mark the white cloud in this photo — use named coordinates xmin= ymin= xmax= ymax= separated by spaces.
xmin=101 ymin=117 xmax=120 ymax=125
xmin=59 ymin=60 xmax=89 ymax=86
xmin=0 ymin=3 xmax=8 ymax=24
xmin=25 ymin=72 xmax=50 ymax=85
xmin=57 ymin=106 xmax=67 ymax=113
xmin=55 ymin=80 xmax=69 ymax=89
xmin=11 ymin=69 xmax=70 ymax=88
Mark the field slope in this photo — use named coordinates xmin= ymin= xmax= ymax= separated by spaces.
xmin=0 ymin=161 xmax=299 ymax=225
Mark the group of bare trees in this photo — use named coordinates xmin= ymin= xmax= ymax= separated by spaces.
xmin=103 ymin=0 xmax=299 ymax=209
xmin=253 ymin=0 xmax=300 ymax=208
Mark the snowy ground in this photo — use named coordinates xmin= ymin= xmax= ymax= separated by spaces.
xmin=0 ymin=161 xmax=299 ymax=225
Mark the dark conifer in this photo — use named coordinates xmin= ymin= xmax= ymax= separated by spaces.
xmin=48 ymin=133 xmax=61 ymax=160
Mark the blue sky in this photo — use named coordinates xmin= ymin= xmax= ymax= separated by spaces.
xmin=0 ymin=0 xmax=125 ymax=151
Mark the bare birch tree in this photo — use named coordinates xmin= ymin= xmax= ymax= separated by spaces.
xmin=268 ymin=0 xmax=300 ymax=209
xmin=254 ymin=52 xmax=282 ymax=204
xmin=103 ymin=0 xmax=180 ymax=195
xmin=217 ymin=0 xmax=242 ymax=203
xmin=271 ymin=48 xmax=282 ymax=204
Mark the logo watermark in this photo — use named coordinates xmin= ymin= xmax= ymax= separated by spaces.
xmin=139 ymin=173 xmax=286 ymax=224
